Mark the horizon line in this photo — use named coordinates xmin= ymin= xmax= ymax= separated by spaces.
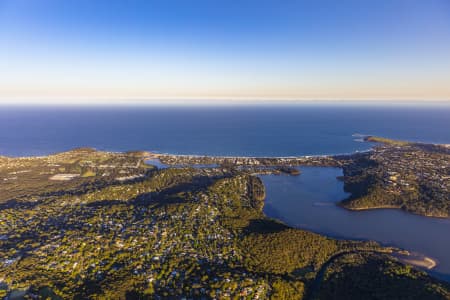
xmin=0 ymin=97 xmax=450 ymax=107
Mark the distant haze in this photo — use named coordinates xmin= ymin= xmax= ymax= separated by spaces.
xmin=1 ymin=0 xmax=450 ymax=104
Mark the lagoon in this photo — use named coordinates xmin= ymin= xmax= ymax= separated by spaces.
xmin=261 ymin=167 xmax=450 ymax=281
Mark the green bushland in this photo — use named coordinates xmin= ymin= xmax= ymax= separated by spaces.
xmin=364 ymin=136 xmax=410 ymax=146
xmin=314 ymin=252 xmax=450 ymax=300
xmin=1 ymin=151 xmax=449 ymax=299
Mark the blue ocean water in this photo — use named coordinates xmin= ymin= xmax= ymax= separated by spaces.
xmin=0 ymin=105 xmax=449 ymax=157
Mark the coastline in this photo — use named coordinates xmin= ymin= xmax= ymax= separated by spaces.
xmin=145 ymin=146 xmax=450 ymax=220
xmin=2 ymin=137 xmax=449 ymax=292
xmin=3 ymin=132 xmax=448 ymax=160
xmin=0 ymin=142 xmax=375 ymax=160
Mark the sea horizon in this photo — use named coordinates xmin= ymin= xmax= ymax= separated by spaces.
xmin=1 ymin=104 xmax=449 ymax=157
xmin=1 ymin=99 xmax=450 ymax=108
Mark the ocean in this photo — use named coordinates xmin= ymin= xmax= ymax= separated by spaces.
xmin=0 ymin=104 xmax=449 ymax=157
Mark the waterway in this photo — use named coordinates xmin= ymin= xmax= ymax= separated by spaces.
xmin=261 ymin=167 xmax=450 ymax=281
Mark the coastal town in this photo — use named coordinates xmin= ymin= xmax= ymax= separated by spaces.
xmin=340 ymin=137 xmax=450 ymax=217
xmin=151 ymin=136 xmax=450 ymax=218
xmin=0 ymin=161 xmax=353 ymax=299
xmin=0 ymin=137 xmax=449 ymax=299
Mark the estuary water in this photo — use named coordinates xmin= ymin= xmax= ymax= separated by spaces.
xmin=260 ymin=167 xmax=450 ymax=281
xmin=0 ymin=104 xmax=449 ymax=279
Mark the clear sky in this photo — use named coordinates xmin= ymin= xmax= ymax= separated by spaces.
xmin=1 ymin=0 xmax=450 ymax=104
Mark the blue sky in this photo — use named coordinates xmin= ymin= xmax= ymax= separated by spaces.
xmin=1 ymin=0 xmax=450 ymax=103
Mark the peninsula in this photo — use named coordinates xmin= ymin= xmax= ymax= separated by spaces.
xmin=151 ymin=136 xmax=450 ymax=218
xmin=0 ymin=137 xmax=449 ymax=299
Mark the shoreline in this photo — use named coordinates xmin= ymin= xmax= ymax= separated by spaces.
xmin=1 ymin=133 xmax=448 ymax=160
xmin=342 ymin=205 xmax=450 ymax=219
xmin=1 ymin=144 xmax=376 ymax=161
xmin=145 ymin=154 xmax=450 ymax=220
xmin=391 ymin=251 xmax=438 ymax=270
xmin=4 ymin=139 xmax=449 ymax=270
xmin=262 ymin=208 xmax=440 ymax=272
